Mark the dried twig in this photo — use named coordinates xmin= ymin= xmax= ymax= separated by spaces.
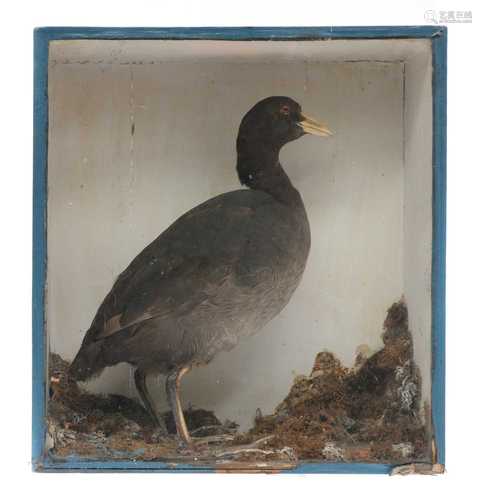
xmin=215 ymin=445 xmax=296 ymax=461
xmin=190 ymin=425 xmax=237 ymax=437
xmin=193 ymin=434 xmax=236 ymax=445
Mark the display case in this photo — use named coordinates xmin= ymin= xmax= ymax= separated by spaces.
xmin=33 ymin=26 xmax=446 ymax=474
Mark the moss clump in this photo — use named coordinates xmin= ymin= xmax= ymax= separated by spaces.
xmin=236 ymin=300 xmax=430 ymax=462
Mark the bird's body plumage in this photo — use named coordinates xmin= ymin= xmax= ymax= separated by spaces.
xmin=71 ymin=187 xmax=310 ymax=379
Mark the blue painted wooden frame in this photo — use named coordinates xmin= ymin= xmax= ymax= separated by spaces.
xmin=33 ymin=25 xmax=447 ymax=473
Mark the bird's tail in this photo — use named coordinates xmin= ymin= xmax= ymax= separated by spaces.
xmin=68 ymin=341 xmax=105 ymax=382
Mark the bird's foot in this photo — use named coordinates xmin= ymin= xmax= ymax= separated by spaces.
xmin=151 ymin=419 xmax=169 ymax=435
xmin=174 ymin=436 xmax=200 ymax=455
xmin=147 ymin=427 xmax=170 ymax=444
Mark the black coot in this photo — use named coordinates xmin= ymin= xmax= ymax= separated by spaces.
xmin=69 ymin=96 xmax=332 ymax=443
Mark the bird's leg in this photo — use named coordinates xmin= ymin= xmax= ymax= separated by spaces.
xmin=134 ymin=368 xmax=168 ymax=435
xmin=166 ymin=366 xmax=192 ymax=444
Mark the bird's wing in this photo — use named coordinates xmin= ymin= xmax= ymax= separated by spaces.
xmin=83 ymin=189 xmax=275 ymax=344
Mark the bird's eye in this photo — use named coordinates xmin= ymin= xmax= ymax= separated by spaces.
xmin=280 ymin=105 xmax=291 ymax=116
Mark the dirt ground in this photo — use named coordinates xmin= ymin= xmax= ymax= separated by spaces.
xmin=46 ymin=299 xmax=430 ymax=466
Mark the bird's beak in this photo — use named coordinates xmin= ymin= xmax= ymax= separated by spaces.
xmin=298 ymin=113 xmax=333 ymax=137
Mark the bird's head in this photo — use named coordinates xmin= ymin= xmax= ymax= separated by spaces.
xmin=237 ymin=96 xmax=332 ymax=151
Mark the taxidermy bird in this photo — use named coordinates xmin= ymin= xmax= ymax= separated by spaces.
xmin=69 ymin=96 xmax=332 ymax=444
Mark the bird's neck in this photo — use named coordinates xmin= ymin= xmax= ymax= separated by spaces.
xmin=236 ymin=141 xmax=302 ymax=206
